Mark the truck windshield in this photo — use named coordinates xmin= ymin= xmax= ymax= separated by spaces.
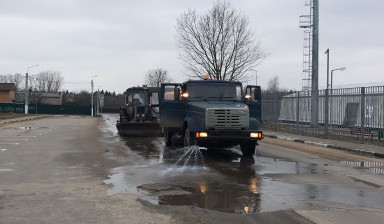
xmin=188 ymin=83 xmax=242 ymax=101
xmin=133 ymin=92 xmax=146 ymax=105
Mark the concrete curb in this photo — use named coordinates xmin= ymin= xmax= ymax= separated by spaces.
xmin=264 ymin=134 xmax=384 ymax=159
xmin=0 ymin=115 xmax=52 ymax=126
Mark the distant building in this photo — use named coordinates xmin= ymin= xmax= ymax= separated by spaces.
xmin=0 ymin=83 xmax=16 ymax=103
xmin=15 ymin=92 xmax=63 ymax=105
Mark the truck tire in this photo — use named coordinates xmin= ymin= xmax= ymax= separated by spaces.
xmin=164 ymin=128 xmax=173 ymax=146
xmin=184 ymin=127 xmax=192 ymax=147
xmin=240 ymin=142 xmax=256 ymax=156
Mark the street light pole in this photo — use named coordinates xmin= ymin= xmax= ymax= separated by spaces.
xmin=25 ymin=65 xmax=39 ymax=114
xmin=96 ymin=88 xmax=100 ymax=116
xmin=91 ymin=75 xmax=98 ymax=116
xmin=255 ymin=70 xmax=258 ymax=86
xmin=330 ymin=67 xmax=346 ymax=128
xmin=249 ymin=69 xmax=258 ymax=86
xmin=324 ymin=49 xmax=330 ymax=138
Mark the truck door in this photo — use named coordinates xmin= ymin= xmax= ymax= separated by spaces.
xmin=245 ymin=85 xmax=262 ymax=125
xmin=160 ymin=83 xmax=185 ymax=128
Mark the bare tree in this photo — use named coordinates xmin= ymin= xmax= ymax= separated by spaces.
xmin=73 ymin=90 xmax=91 ymax=106
xmin=176 ymin=1 xmax=265 ymax=81
xmin=0 ymin=74 xmax=8 ymax=83
xmin=31 ymin=71 xmax=64 ymax=92
xmin=0 ymin=74 xmax=24 ymax=91
xmin=8 ymin=73 xmax=23 ymax=91
xmin=144 ymin=69 xmax=172 ymax=87
xmin=267 ymin=76 xmax=279 ymax=93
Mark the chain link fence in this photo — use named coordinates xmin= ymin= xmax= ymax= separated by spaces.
xmin=261 ymin=86 xmax=384 ymax=146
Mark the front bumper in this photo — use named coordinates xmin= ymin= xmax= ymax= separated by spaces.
xmin=194 ymin=130 xmax=263 ymax=141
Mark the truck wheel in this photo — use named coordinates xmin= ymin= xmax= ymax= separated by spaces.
xmin=184 ymin=127 xmax=192 ymax=147
xmin=240 ymin=142 xmax=256 ymax=156
xmin=164 ymin=128 xmax=173 ymax=146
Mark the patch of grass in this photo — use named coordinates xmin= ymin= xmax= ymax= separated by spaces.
xmin=0 ymin=113 xmax=31 ymax=120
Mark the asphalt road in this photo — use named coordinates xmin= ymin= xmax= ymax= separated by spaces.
xmin=1 ymin=114 xmax=384 ymax=224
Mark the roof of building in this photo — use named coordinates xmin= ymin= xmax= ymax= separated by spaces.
xmin=0 ymin=83 xmax=16 ymax=91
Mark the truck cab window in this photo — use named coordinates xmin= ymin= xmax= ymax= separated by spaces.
xmin=188 ymin=83 xmax=242 ymax=101
xmin=133 ymin=93 xmax=145 ymax=105
xmin=150 ymin=92 xmax=159 ymax=105
xmin=127 ymin=94 xmax=133 ymax=105
xmin=164 ymin=86 xmax=181 ymax=101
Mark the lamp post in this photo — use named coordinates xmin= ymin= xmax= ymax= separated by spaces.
xmin=255 ymin=70 xmax=258 ymax=86
xmin=249 ymin=69 xmax=258 ymax=86
xmin=96 ymin=86 xmax=103 ymax=116
xmin=91 ymin=75 xmax=98 ymax=116
xmin=25 ymin=65 xmax=39 ymax=114
xmin=330 ymin=67 xmax=346 ymax=128
xmin=324 ymin=49 xmax=330 ymax=138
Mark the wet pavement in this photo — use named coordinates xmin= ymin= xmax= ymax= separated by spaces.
xmin=100 ymin=114 xmax=384 ymax=215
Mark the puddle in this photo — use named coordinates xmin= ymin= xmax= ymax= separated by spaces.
xmin=4 ymin=126 xmax=48 ymax=130
xmin=104 ymin=151 xmax=384 ymax=213
xmin=101 ymin=114 xmax=384 ymax=214
xmin=341 ymin=161 xmax=384 ymax=175
xmin=140 ymin=177 xmax=384 ymax=213
xmin=255 ymin=157 xmax=328 ymax=175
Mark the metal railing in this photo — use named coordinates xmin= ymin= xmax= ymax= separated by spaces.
xmin=261 ymin=86 xmax=384 ymax=146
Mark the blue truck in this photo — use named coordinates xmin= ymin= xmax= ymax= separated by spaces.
xmin=159 ymin=80 xmax=262 ymax=156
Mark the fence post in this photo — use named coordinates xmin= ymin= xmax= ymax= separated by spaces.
xmin=361 ymin=87 xmax=365 ymax=144
xmin=273 ymin=92 xmax=277 ymax=132
xmin=296 ymin=91 xmax=300 ymax=134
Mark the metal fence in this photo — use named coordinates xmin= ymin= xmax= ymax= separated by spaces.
xmin=0 ymin=103 xmax=91 ymax=116
xmin=261 ymin=86 xmax=384 ymax=146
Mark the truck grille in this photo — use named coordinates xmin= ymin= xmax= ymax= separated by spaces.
xmin=206 ymin=108 xmax=249 ymax=130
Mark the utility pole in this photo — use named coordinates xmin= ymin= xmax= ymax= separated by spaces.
xmin=91 ymin=79 xmax=94 ymax=116
xmin=25 ymin=73 xmax=28 ymax=114
xmin=311 ymin=0 xmax=319 ymax=127
xmin=325 ymin=49 xmax=329 ymax=138
xmin=255 ymin=70 xmax=258 ymax=86
xmin=25 ymin=65 xmax=39 ymax=114
xmin=96 ymin=89 xmax=99 ymax=116
xmin=91 ymin=75 xmax=98 ymax=116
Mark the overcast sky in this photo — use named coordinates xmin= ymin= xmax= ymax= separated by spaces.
xmin=1 ymin=0 xmax=383 ymax=93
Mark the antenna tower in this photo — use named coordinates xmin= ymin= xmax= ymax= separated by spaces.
xmin=300 ymin=0 xmax=314 ymax=92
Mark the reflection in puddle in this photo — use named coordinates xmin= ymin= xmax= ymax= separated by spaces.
xmin=152 ymin=178 xmax=262 ymax=214
xmin=255 ymin=157 xmax=327 ymax=175
xmin=341 ymin=161 xmax=384 ymax=175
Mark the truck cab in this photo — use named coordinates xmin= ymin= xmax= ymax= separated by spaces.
xmin=159 ymin=80 xmax=262 ymax=156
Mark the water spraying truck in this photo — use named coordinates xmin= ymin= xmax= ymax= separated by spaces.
xmin=159 ymin=80 xmax=263 ymax=156
xmin=116 ymin=86 xmax=162 ymax=137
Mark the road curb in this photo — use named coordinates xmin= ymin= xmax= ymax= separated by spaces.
xmin=264 ymin=134 xmax=384 ymax=158
xmin=0 ymin=115 xmax=52 ymax=126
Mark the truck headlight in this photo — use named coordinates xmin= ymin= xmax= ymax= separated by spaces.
xmin=250 ymin=132 xmax=262 ymax=138
xmin=196 ymin=132 xmax=208 ymax=138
